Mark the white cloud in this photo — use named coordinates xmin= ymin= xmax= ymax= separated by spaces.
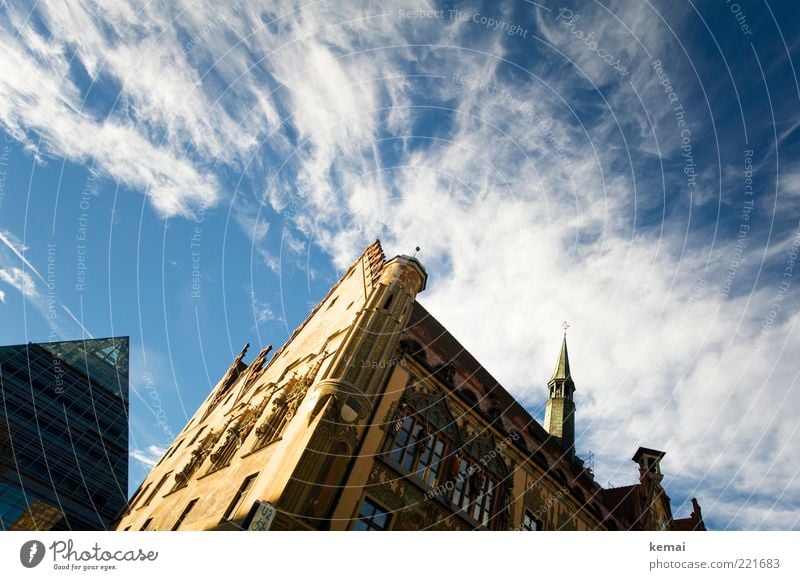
xmin=0 ymin=23 xmax=218 ymax=217
xmin=130 ymin=445 xmax=168 ymax=469
xmin=0 ymin=267 xmax=39 ymax=298
xmin=0 ymin=228 xmax=93 ymax=336
xmin=255 ymin=301 xmax=279 ymax=324
xmin=0 ymin=2 xmax=264 ymax=218
xmin=778 ymin=166 xmax=800 ymax=213
xmin=247 ymin=284 xmax=283 ymax=328
xmin=257 ymin=247 xmax=281 ymax=275
xmin=0 ymin=229 xmax=41 ymax=279
xmin=234 ymin=198 xmax=270 ymax=243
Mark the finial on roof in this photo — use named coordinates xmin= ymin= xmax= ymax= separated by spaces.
xmin=412 ymin=246 xmax=420 ymax=258
xmin=561 ymin=320 xmax=570 ymax=335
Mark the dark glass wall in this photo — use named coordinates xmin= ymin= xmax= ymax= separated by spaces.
xmin=0 ymin=337 xmax=129 ymax=530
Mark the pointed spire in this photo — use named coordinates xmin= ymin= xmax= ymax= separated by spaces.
xmin=550 ymin=333 xmax=572 ymax=382
xmin=545 ymin=324 xmax=576 ymax=456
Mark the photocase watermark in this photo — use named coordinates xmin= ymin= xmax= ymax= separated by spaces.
xmin=45 ymin=242 xmax=59 ymax=339
xmin=0 ymin=133 xmax=12 ymax=212
xmin=397 ymin=8 xmax=529 ymax=38
xmin=477 ymin=431 xmax=520 ymax=467
xmin=44 ymin=242 xmax=66 ymax=396
xmin=510 ymin=486 xmax=570 ymax=530
xmin=349 ymin=356 xmax=407 ymax=370
xmin=397 ymin=8 xmax=447 ymax=19
xmin=37 ymin=539 xmax=159 ymax=572
xmin=142 ymin=371 xmax=174 ymax=440
xmin=725 ymin=0 xmax=753 ymax=37
xmin=753 ymin=221 xmax=800 ymax=353
xmin=190 ymin=203 xmax=207 ymax=299
xmin=51 ymin=351 xmax=65 ymax=396
xmin=180 ymin=0 xmax=246 ymax=55
xmin=555 ymin=8 xmax=629 ymax=78
xmin=720 ymin=148 xmax=755 ymax=298
xmin=74 ymin=174 xmax=97 ymax=293
xmin=281 ymin=188 xmax=306 ymax=221
xmin=19 ymin=540 xmax=46 ymax=568
xmin=451 ymin=73 xmax=568 ymax=164
xmin=424 ymin=432 xmax=520 ymax=501
xmin=652 ymin=59 xmax=697 ymax=195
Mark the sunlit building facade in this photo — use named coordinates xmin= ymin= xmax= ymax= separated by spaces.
xmin=116 ymin=242 xmax=704 ymax=531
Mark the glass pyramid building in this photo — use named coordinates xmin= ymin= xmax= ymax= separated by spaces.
xmin=0 ymin=337 xmax=129 ymax=530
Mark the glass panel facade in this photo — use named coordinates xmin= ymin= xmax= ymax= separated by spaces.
xmin=0 ymin=338 xmax=129 ymax=530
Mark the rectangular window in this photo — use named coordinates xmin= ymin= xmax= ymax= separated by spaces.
xmin=451 ymin=459 xmax=497 ymax=527
xmin=352 ymin=498 xmax=391 ymax=531
xmin=385 ymin=411 xmax=449 ymax=488
xmin=163 ymin=439 xmax=183 ymax=460
xmin=140 ymin=517 xmax=153 ymax=531
xmin=187 ymin=426 xmax=206 ymax=446
xmin=222 ymin=473 xmax=258 ymax=522
xmin=523 ymin=511 xmax=541 ymax=531
xmin=172 ymin=498 xmax=199 ymax=530
xmin=416 ymin=436 xmax=446 ymax=487
xmin=141 ymin=471 xmax=172 ymax=507
xmin=130 ymin=481 xmax=151 ymax=509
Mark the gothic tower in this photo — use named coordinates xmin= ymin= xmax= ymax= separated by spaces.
xmin=544 ymin=332 xmax=576 ymax=457
xmin=275 ymin=251 xmax=428 ymax=526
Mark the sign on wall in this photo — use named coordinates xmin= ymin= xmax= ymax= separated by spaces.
xmin=249 ymin=501 xmax=276 ymax=531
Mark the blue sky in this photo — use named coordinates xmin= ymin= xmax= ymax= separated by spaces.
xmin=0 ymin=1 xmax=799 ymax=530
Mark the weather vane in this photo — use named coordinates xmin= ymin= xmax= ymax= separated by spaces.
xmin=562 ymin=320 xmax=570 ymax=335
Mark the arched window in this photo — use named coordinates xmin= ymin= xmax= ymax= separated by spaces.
xmin=205 ymin=405 xmax=260 ymax=474
xmin=172 ymin=429 xmax=221 ymax=491
xmin=253 ymin=397 xmax=292 ymax=449
xmin=451 ymin=457 xmax=498 ymax=527
xmin=206 ymin=428 xmax=241 ymax=473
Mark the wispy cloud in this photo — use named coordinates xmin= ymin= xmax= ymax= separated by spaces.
xmin=0 ymin=267 xmax=39 ymax=298
xmin=0 ymin=229 xmax=41 ymax=279
xmin=129 ymin=445 xmax=168 ymax=469
xmin=0 ymin=227 xmax=92 ymax=336
xmin=255 ymin=301 xmax=279 ymax=324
